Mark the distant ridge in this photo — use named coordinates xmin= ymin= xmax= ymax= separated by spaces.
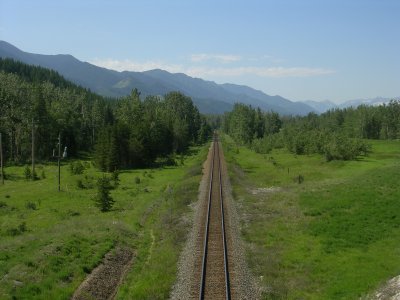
xmin=302 ymin=97 xmax=400 ymax=113
xmin=0 ymin=40 xmax=315 ymax=115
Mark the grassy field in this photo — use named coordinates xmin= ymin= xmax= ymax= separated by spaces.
xmin=0 ymin=144 xmax=208 ymax=299
xmin=221 ymin=135 xmax=400 ymax=299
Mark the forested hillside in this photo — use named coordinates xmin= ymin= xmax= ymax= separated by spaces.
xmin=0 ymin=58 xmax=211 ymax=170
xmin=223 ymin=101 xmax=400 ymax=160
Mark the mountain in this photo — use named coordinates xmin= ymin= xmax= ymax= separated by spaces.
xmin=302 ymin=100 xmax=337 ymax=113
xmin=338 ymin=97 xmax=400 ymax=109
xmin=301 ymin=97 xmax=400 ymax=114
xmin=0 ymin=40 xmax=315 ymax=115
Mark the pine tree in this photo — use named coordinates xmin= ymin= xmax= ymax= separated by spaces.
xmin=94 ymin=128 xmax=109 ymax=172
xmin=107 ymin=128 xmax=119 ymax=172
xmin=94 ymin=175 xmax=115 ymax=212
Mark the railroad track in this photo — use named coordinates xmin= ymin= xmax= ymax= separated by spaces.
xmin=199 ymin=135 xmax=231 ymax=300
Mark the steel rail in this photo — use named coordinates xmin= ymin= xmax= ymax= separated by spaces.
xmin=199 ymin=135 xmax=230 ymax=299
xmin=217 ymin=140 xmax=231 ymax=300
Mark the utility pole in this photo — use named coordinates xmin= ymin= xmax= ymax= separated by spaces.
xmin=0 ymin=132 xmax=4 ymax=185
xmin=32 ymin=118 xmax=35 ymax=180
xmin=58 ymin=133 xmax=61 ymax=191
xmin=54 ymin=133 xmax=67 ymax=192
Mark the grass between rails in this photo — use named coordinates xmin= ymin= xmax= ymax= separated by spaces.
xmin=221 ymin=135 xmax=400 ymax=299
xmin=0 ymin=144 xmax=208 ymax=300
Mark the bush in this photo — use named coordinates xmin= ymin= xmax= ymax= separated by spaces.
xmin=70 ymin=161 xmax=85 ymax=175
xmin=76 ymin=179 xmax=85 ymax=189
xmin=32 ymin=169 xmax=39 ymax=180
xmin=76 ymin=175 xmax=95 ymax=189
xmin=252 ymin=137 xmax=273 ymax=154
xmin=7 ymin=228 xmax=20 ymax=236
xmin=18 ymin=222 xmax=27 ymax=232
xmin=0 ymin=201 xmax=7 ymax=208
xmin=111 ymin=170 xmax=120 ymax=187
xmin=296 ymin=174 xmax=304 ymax=184
xmin=134 ymin=176 xmax=141 ymax=184
xmin=323 ymin=135 xmax=370 ymax=161
xmin=23 ymin=166 xmax=38 ymax=180
xmin=24 ymin=166 xmax=31 ymax=180
xmin=93 ymin=176 xmax=115 ymax=212
xmin=7 ymin=222 xmax=27 ymax=236
xmin=26 ymin=201 xmax=37 ymax=210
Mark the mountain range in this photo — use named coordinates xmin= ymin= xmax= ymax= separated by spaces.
xmin=1 ymin=41 xmax=397 ymax=115
xmin=304 ymin=97 xmax=400 ymax=113
xmin=0 ymin=40 xmax=315 ymax=115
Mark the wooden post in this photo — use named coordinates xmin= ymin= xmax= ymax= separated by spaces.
xmin=31 ymin=118 xmax=35 ymax=180
xmin=0 ymin=132 xmax=4 ymax=185
xmin=58 ymin=133 xmax=61 ymax=192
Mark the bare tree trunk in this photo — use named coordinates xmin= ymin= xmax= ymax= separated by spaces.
xmin=9 ymin=129 xmax=13 ymax=163
xmin=0 ymin=132 xmax=4 ymax=184
xmin=32 ymin=119 xmax=35 ymax=179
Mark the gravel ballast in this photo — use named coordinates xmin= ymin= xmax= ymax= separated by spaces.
xmin=170 ymin=140 xmax=260 ymax=299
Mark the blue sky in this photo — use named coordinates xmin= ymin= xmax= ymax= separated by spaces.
xmin=1 ymin=0 xmax=399 ymax=103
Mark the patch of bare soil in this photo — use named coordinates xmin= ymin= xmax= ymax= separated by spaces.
xmin=72 ymin=247 xmax=134 ymax=300
xmin=365 ymin=275 xmax=400 ymax=300
xmin=248 ymin=186 xmax=282 ymax=195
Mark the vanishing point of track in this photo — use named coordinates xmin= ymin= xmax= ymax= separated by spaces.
xmin=199 ymin=134 xmax=231 ymax=299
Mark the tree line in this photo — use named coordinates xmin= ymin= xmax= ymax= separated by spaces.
xmin=223 ymin=101 xmax=400 ymax=161
xmin=0 ymin=58 xmax=211 ymax=171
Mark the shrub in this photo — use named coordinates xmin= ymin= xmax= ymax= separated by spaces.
xmin=24 ymin=166 xmax=31 ymax=180
xmin=111 ymin=170 xmax=120 ymax=187
xmin=296 ymin=174 xmax=304 ymax=184
xmin=32 ymin=169 xmax=39 ymax=180
xmin=252 ymin=137 xmax=273 ymax=154
xmin=134 ymin=176 xmax=141 ymax=184
xmin=323 ymin=135 xmax=370 ymax=161
xmin=76 ymin=179 xmax=85 ymax=189
xmin=7 ymin=228 xmax=20 ymax=236
xmin=26 ymin=201 xmax=37 ymax=210
xmin=18 ymin=222 xmax=27 ymax=232
xmin=67 ymin=210 xmax=80 ymax=217
xmin=23 ymin=166 xmax=38 ymax=180
xmin=7 ymin=222 xmax=27 ymax=236
xmin=69 ymin=161 xmax=85 ymax=175
xmin=76 ymin=175 xmax=95 ymax=189
xmin=0 ymin=201 xmax=7 ymax=208
xmin=40 ymin=169 xmax=46 ymax=179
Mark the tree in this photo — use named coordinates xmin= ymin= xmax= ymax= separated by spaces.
xmin=264 ymin=112 xmax=282 ymax=135
xmin=94 ymin=175 xmax=115 ymax=212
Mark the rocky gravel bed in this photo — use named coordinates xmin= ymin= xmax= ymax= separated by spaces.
xmin=170 ymin=141 xmax=260 ymax=299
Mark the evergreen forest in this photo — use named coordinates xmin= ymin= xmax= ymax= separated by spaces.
xmin=0 ymin=58 xmax=212 ymax=171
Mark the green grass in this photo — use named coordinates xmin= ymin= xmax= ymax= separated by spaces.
xmin=222 ymin=135 xmax=400 ymax=299
xmin=0 ymin=144 xmax=208 ymax=299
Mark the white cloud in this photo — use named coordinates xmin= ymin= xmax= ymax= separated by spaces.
xmin=89 ymin=58 xmax=335 ymax=78
xmin=190 ymin=53 xmax=242 ymax=63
